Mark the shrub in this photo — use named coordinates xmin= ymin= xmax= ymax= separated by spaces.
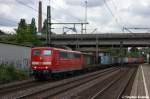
xmin=0 ymin=64 xmax=28 ymax=84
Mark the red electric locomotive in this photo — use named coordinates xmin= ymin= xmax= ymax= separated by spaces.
xmin=31 ymin=47 xmax=95 ymax=79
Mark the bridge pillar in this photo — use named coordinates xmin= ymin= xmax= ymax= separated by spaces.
xmin=120 ymin=41 xmax=123 ymax=67
xmin=148 ymin=45 xmax=150 ymax=64
xmin=96 ymin=37 xmax=99 ymax=64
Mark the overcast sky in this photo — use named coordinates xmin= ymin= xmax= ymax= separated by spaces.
xmin=0 ymin=0 xmax=150 ymax=33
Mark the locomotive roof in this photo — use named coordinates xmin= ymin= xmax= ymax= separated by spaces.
xmin=32 ymin=47 xmax=82 ymax=54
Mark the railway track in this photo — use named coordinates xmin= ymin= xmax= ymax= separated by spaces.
xmin=91 ymin=67 xmax=136 ymax=99
xmin=63 ymin=65 xmax=137 ymax=99
xmin=17 ymin=67 xmax=120 ymax=99
xmin=0 ymin=79 xmax=51 ymax=96
xmin=0 ymin=79 xmax=33 ymax=89
xmin=0 ymin=67 xmax=119 ymax=99
xmin=0 ymin=79 xmax=34 ymax=94
xmin=44 ymin=65 xmax=137 ymax=99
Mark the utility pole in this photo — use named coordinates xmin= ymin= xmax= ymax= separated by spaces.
xmin=81 ymin=23 xmax=83 ymax=34
xmin=47 ymin=5 xmax=51 ymax=46
xmin=76 ymin=33 xmax=79 ymax=49
xmin=84 ymin=0 xmax=87 ymax=34
xmin=46 ymin=0 xmax=88 ymax=46
xmin=38 ymin=1 xmax=42 ymax=33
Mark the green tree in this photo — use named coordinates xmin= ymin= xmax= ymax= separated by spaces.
xmin=16 ymin=18 xmax=41 ymax=45
xmin=30 ymin=18 xmax=37 ymax=35
xmin=42 ymin=19 xmax=47 ymax=34
xmin=28 ymin=18 xmax=41 ymax=45
xmin=16 ymin=19 xmax=27 ymax=43
xmin=129 ymin=47 xmax=140 ymax=57
xmin=110 ymin=48 xmax=128 ymax=57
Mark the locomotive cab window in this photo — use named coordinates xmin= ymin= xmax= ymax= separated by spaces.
xmin=74 ymin=54 xmax=81 ymax=58
xmin=59 ymin=51 xmax=68 ymax=58
xmin=32 ymin=50 xmax=40 ymax=56
xmin=43 ymin=50 xmax=52 ymax=56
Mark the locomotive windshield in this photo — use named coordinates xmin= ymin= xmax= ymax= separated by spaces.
xmin=43 ymin=50 xmax=51 ymax=56
xmin=32 ymin=50 xmax=40 ymax=56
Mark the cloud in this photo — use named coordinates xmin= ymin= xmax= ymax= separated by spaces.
xmin=0 ymin=0 xmax=15 ymax=4
xmin=0 ymin=0 xmax=150 ymax=33
xmin=0 ymin=3 xmax=18 ymax=27
xmin=118 ymin=0 xmax=150 ymax=29
xmin=15 ymin=0 xmax=35 ymax=5
xmin=130 ymin=4 xmax=150 ymax=17
xmin=0 ymin=0 xmax=38 ymax=27
xmin=65 ymin=0 xmax=107 ymax=8
xmin=0 ymin=15 xmax=17 ymax=27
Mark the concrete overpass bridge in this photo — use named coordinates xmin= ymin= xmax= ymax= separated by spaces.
xmin=40 ymin=33 xmax=150 ymax=49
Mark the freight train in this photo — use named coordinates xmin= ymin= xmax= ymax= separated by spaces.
xmin=31 ymin=47 xmax=145 ymax=79
xmin=100 ymin=55 xmax=145 ymax=65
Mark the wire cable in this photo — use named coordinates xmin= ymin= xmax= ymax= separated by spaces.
xmin=16 ymin=0 xmax=76 ymax=31
xmin=103 ymin=0 xmax=123 ymax=32
xmin=110 ymin=0 xmax=125 ymax=32
xmin=50 ymin=0 xmax=83 ymax=22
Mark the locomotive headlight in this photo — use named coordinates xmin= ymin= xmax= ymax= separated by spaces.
xmin=43 ymin=62 xmax=51 ymax=65
xmin=33 ymin=66 xmax=37 ymax=69
xmin=32 ymin=62 xmax=39 ymax=65
xmin=45 ymin=66 xmax=48 ymax=69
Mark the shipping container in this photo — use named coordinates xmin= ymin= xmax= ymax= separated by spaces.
xmin=100 ymin=56 xmax=112 ymax=65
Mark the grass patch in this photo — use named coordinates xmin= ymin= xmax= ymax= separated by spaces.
xmin=0 ymin=64 xmax=29 ymax=84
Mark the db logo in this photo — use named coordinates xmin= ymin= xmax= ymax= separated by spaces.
xmin=40 ymin=57 xmax=43 ymax=61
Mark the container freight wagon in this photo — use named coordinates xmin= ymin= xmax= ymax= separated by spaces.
xmin=138 ymin=57 xmax=145 ymax=63
xmin=112 ymin=57 xmax=119 ymax=65
xmin=99 ymin=55 xmax=145 ymax=65
xmin=127 ymin=57 xmax=145 ymax=64
xmin=100 ymin=56 xmax=112 ymax=65
xmin=128 ymin=57 xmax=138 ymax=64
xmin=123 ymin=57 xmax=128 ymax=64
xmin=82 ymin=53 xmax=95 ymax=68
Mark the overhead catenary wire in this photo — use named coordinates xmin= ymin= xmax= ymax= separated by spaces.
xmin=110 ymin=0 xmax=125 ymax=32
xmin=49 ymin=0 xmax=93 ymax=34
xmin=112 ymin=0 xmax=150 ymax=33
xmin=16 ymin=0 xmax=55 ymax=21
xmin=16 ymin=0 xmax=76 ymax=32
xmin=47 ymin=0 xmax=81 ymax=28
xmin=16 ymin=0 xmax=100 ymax=34
xmin=103 ymin=0 xmax=124 ymax=32
xmin=47 ymin=0 xmax=96 ymax=34
xmin=111 ymin=0 xmax=118 ymax=11
xmin=104 ymin=0 xmax=116 ymax=19
xmin=16 ymin=0 xmax=75 ymax=28
xmin=50 ymin=0 xmax=83 ymax=22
